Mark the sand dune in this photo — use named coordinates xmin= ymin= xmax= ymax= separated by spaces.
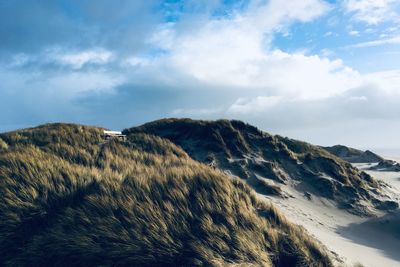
xmin=127 ymin=119 xmax=400 ymax=266
xmin=268 ymin=165 xmax=400 ymax=267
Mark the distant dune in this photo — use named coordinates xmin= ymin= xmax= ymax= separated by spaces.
xmin=323 ymin=145 xmax=400 ymax=172
xmin=323 ymin=145 xmax=384 ymax=163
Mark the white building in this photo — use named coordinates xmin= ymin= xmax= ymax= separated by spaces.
xmin=103 ymin=130 xmax=127 ymax=141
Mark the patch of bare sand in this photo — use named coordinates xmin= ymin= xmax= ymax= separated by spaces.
xmin=262 ymin=168 xmax=400 ymax=267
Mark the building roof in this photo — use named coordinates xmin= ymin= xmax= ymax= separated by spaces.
xmin=104 ymin=130 xmax=123 ymax=135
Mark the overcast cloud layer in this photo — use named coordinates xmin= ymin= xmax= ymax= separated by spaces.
xmin=1 ymin=0 xmax=400 ymax=149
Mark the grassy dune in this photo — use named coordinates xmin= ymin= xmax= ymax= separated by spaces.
xmin=126 ymin=118 xmax=395 ymax=215
xmin=0 ymin=123 xmax=332 ymax=266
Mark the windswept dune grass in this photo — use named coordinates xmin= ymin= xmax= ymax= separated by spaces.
xmin=125 ymin=118 xmax=396 ymax=216
xmin=0 ymin=124 xmax=332 ymax=266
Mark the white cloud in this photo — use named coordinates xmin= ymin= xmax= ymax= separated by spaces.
xmin=147 ymin=0 xmax=359 ymax=99
xmin=6 ymin=48 xmax=115 ymax=70
xmin=348 ymin=36 xmax=400 ymax=48
xmin=364 ymin=69 xmax=400 ymax=94
xmin=0 ymin=65 xmax=125 ymax=129
xmin=348 ymin=95 xmax=368 ymax=101
xmin=9 ymin=53 xmax=31 ymax=67
xmin=0 ymin=67 xmax=124 ymax=99
xmin=57 ymin=49 xmax=114 ymax=69
xmin=168 ymin=33 xmax=360 ymax=99
xmin=349 ymin=30 xmax=360 ymax=36
xmin=215 ymin=74 xmax=400 ymax=148
xmin=248 ymin=0 xmax=330 ymax=31
xmin=320 ymin=48 xmax=334 ymax=57
xmin=124 ymin=56 xmax=153 ymax=68
xmin=43 ymin=71 xmax=123 ymax=97
xmin=228 ymin=96 xmax=282 ymax=114
xmin=344 ymin=0 xmax=400 ymax=24
xmin=148 ymin=23 xmax=176 ymax=51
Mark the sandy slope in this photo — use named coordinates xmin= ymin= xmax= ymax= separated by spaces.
xmin=264 ymin=164 xmax=400 ymax=267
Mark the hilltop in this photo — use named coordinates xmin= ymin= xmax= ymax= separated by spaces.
xmin=0 ymin=123 xmax=332 ymax=266
xmin=322 ymin=145 xmax=384 ymax=163
xmin=125 ymin=118 xmax=397 ymax=216
xmin=323 ymin=145 xmax=400 ymax=172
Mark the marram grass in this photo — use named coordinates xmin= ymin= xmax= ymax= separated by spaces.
xmin=0 ymin=123 xmax=332 ymax=266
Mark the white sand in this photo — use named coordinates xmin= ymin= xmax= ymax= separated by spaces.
xmin=263 ymin=167 xmax=400 ymax=267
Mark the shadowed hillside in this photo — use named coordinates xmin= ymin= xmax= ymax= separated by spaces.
xmin=323 ymin=145 xmax=400 ymax=172
xmin=125 ymin=118 xmax=397 ymax=216
xmin=323 ymin=145 xmax=383 ymax=163
xmin=0 ymin=123 xmax=332 ymax=266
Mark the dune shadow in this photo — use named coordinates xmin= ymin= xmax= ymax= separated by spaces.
xmin=336 ymin=210 xmax=400 ymax=262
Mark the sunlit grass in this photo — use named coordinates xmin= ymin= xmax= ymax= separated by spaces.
xmin=0 ymin=123 xmax=332 ymax=266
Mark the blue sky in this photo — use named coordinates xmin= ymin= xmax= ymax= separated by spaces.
xmin=1 ymin=0 xmax=400 ymax=149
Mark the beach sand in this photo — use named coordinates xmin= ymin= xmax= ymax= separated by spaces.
xmin=263 ymin=162 xmax=400 ymax=267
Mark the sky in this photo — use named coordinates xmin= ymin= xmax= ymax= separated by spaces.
xmin=1 ymin=0 xmax=400 ymax=149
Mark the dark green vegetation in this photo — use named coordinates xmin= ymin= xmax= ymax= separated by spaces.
xmin=0 ymin=123 xmax=333 ymax=266
xmin=126 ymin=118 xmax=397 ymax=215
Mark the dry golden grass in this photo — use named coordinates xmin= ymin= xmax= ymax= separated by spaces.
xmin=125 ymin=118 xmax=389 ymax=216
xmin=0 ymin=123 xmax=332 ymax=266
